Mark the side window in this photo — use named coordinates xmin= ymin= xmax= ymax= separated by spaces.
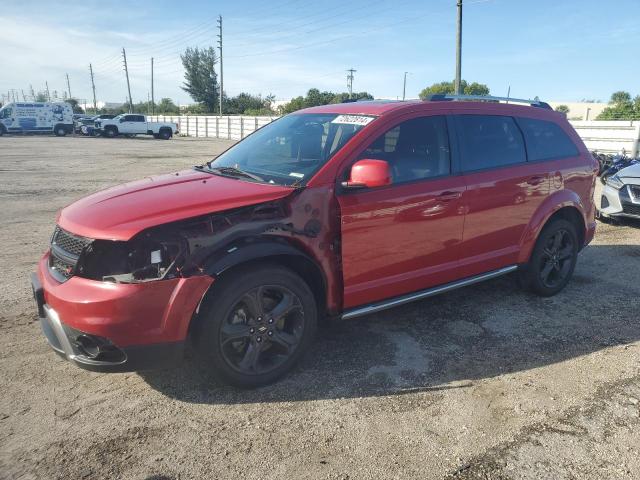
xmin=135 ymin=115 xmax=146 ymax=122
xmin=358 ymin=116 xmax=450 ymax=184
xmin=456 ymin=115 xmax=526 ymax=172
xmin=517 ymin=117 xmax=579 ymax=161
xmin=122 ymin=115 xmax=132 ymax=122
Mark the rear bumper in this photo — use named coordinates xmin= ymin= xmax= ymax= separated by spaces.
xmin=32 ymin=253 xmax=213 ymax=372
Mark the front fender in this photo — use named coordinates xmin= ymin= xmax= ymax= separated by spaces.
xmin=517 ymin=189 xmax=587 ymax=264
xmin=203 ymin=237 xmax=317 ymax=276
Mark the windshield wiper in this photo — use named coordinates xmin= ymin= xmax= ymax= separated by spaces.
xmin=203 ymin=165 xmax=265 ymax=182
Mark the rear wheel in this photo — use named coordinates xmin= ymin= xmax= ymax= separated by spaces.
xmin=195 ymin=265 xmax=317 ymax=388
xmin=159 ymin=128 xmax=172 ymax=140
xmin=518 ymin=219 xmax=578 ymax=296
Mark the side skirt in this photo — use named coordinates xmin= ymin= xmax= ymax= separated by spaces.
xmin=341 ymin=265 xmax=518 ymax=320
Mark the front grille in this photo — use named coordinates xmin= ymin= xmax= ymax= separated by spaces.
xmin=52 ymin=226 xmax=92 ymax=256
xmin=622 ymin=203 xmax=640 ymax=217
xmin=50 ymin=255 xmax=75 ymax=279
xmin=49 ymin=226 xmax=93 ymax=282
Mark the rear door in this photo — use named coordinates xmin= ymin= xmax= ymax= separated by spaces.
xmin=454 ymin=114 xmax=550 ymax=277
xmin=338 ymin=114 xmax=466 ymax=308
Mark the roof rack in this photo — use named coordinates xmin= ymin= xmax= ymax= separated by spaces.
xmin=425 ymin=94 xmax=552 ymax=110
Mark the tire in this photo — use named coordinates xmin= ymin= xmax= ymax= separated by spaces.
xmin=159 ymin=129 xmax=172 ymax=140
xmin=54 ymin=125 xmax=67 ymax=137
xmin=0 ymin=127 xmax=4 ymax=137
xmin=518 ymin=219 xmax=579 ymax=297
xmin=195 ymin=264 xmax=318 ymax=388
xmin=104 ymin=127 xmax=118 ymax=138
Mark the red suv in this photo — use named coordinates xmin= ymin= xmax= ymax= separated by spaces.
xmin=31 ymin=95 xmax=597 ymax=387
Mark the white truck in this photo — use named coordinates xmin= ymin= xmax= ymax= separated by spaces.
xmin=0 ymin=102 xmax=74 ymax=136
xmin=94 ymin=114 xmax=179 ymax=140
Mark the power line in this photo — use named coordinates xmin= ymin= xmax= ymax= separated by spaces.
xmin=217 ymin=14 xmax=223 ymax=115
xmin=89 ymin=63 xmax=97 ymax=113
xmin=455 ymin=0 xmax=463 ymax=94
xmin=347 ymin=68 xmax=356 ymax=98
xmin=122 ymin=48 xmax=133 ymax=113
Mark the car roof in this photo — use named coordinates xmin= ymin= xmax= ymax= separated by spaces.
xmin=297 ymin=99 xmax=561 ymax=119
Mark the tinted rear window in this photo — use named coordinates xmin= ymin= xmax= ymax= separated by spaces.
xmin=456 ymin=115 xmax=526 ymax=171
xmin=517 ymin=117 xmax=579 ymax=161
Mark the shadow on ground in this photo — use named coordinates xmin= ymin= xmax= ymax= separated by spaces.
xmin=140 ymin=244 xmax=640 ymax=404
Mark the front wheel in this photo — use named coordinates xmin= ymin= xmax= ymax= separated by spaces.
xmin=518 ymin=219 xmax=579 ymax=297
xmin=54 ymin=125 xmax=67 ymax=137
xmin=195 ymin=265 xmax=318 ymax=388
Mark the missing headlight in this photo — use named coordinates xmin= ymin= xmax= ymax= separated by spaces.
xmin=78 ymin=235 xmax=186 ymax=283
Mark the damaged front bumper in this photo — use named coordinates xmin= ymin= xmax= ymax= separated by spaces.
xmin=31 ymin=252 xmax=213 ymax=372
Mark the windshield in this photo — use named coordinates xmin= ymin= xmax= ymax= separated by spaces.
xmin=207 ymin=113 xmax=375 ymax=186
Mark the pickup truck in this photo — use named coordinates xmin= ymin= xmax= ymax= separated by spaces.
xmin=95 ymin=114 xmax=179 ymax=139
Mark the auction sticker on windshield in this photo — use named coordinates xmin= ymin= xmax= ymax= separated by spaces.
xmin=331 ymin=115 xmax=375 ymax=126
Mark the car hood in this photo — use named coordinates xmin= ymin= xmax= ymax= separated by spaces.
xmin=618 ymin=162 xmax=640 ymax=179
xmin=58 ymin=169 xmax=294 ymax=240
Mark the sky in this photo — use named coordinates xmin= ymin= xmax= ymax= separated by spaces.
xmin=1 ymin=0 xmax=639 ymax=106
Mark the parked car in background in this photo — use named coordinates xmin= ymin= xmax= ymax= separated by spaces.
xmin=76 ymin=114 xmax=116 ymax=135
xmin=599 ymin=160 xmax=640 ymax=220
xmin=31 ymin=95 xmax=597 ymax=387
xmin=0 ymin=102 xmax=73 ymax=136
xmin=94 ymin=114 xmax=178 ymax=139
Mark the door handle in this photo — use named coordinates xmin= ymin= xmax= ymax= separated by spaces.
xmin=526 ymin=175 xmax=545 ymax=186
xmin=437 ymin=191 xmax=462 ymax=201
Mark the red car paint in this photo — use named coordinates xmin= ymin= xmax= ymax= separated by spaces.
xmin=34 ymin=99 xmax=597 ymax=371
xmin=58 ymin=169 xmax=294 ymax=241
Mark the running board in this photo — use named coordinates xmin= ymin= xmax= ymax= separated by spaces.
xmin=341 ymin=265 xmax=518 ymax=320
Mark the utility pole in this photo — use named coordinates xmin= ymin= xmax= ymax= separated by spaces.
xmin=217 ymin=15 xmax=223 ymax=116
xmin=89 ymin=64 xmax=98 ymax=113
xmin=45 ymin=82 xmax=51 ymax=101
xmin=347 ymin=68 xmax=356 ymax=99
xmin=454 ymin=0 xmax=463 ymax=95
xmin=29 ymin=84 xmax=35 ymax=101
xmin=122 ymin=47 xmax=133 ymax=113
xmin=402 ymin=71 xmax=409 ymax=101
xmin=22 ymin=89 xmax=27 ymax=102
xmin=66 ymin=73 xmax=72 ymax=99
xmin=151 ymin=57 xmax=155 ymax=115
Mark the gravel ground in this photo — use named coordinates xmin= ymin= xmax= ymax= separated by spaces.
xmin=0 ymin=135 xmax=639 ymax=480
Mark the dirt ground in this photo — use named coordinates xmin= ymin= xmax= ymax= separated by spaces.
xmin=1 ymin=135 xmax=639 ymax=480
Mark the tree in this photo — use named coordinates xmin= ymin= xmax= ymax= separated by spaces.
xmin=278 ymin=88 xmax=374 ymax=114
xmin=555 ymin=105 xmax=570 ymax=114
xmin=65 ymin=98 xmax=84 ymax=114
xmin=224 ymin=92 xmax=274 ymax=115
xmin=596 ymin=91 xmax=640 ymax=120
xmin=181 ymin=46 xmax=219 ymax=113
xmin=418 ymin=80 xmax=489 ymax=99
xmin=157 ymin=98 xmax=180 ymax=114
xmin=35 ymin=91 xmax=48 ymax=102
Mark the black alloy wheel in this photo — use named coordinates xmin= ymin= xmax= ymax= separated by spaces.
xmin=195 ymin=265 xmax=317 ymax=388
xmin=538 ymin=228 xmax=574 ymax=289
xmin=220 ymin=285 xmax=305 ymax=375
xmin=518 ymin=218 xmax=579 ymax=297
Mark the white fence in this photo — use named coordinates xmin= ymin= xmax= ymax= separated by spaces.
xmin=569 ymin=120 xmax=640 ymax=157
xmin=150 ymin=114 xmax=640 ymax=157
xmin=148 ymin=115 xmax=278 ymax=140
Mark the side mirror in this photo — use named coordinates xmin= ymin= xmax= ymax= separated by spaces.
xmin=119 ymin=118 xmax=125 ymax=123
xmin=342 ymin=159 xmax=392 ymax=189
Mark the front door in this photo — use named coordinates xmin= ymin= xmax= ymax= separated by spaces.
xmin=338 ymin=115 xmax=466 ymax=309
